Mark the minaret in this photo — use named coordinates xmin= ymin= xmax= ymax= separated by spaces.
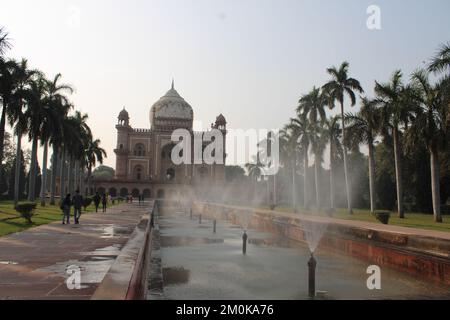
xmin=115 ymin=107 xmax=131 ymax=179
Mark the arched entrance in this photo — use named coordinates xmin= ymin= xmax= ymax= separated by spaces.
xmin=120 ymin=188 xmax=128 ymax=197
xmin=109 ymin=187 xmax=117 ymax=197
xmin=132 ymin=188 xmax=140 ymax=197
xmin=143 ymin=189 xmax=151 ymax=198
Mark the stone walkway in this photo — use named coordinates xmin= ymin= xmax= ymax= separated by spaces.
xmin=0 ymin=202 xmax=151 ymax=300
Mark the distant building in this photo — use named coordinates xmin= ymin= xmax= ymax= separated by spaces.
xmin=93 ymin=81 xmax=227 ymax=199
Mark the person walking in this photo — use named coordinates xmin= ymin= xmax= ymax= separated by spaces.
xmin=60 ymin=194 xmax=72 ymax=225
xmin=102 ymin=193 xmax=107 ymax=212
xmin=93 ymin=192 xmax=101 ymax=212
xmin=72 ymin=190 xmax=83 ymax=224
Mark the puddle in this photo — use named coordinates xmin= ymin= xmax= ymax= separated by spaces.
xmin=0 ymin=261 xmax=18 ymax=265
xmin=100 ymin=226 xmax=133 ymax=238
xmin=163 ymin=267 xmax=190 ymax=285
xmin=161 ymin=236 xmax=224 ymax=247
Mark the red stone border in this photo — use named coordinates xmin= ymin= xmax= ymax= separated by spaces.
xmin=92 ymin=202 xmax=155 ymax=300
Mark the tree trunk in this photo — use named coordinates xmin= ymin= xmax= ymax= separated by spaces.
xmin=314 ymin=153 xmax=320 ymax=210
xmin=88 ymin=166 xmax=92 ymax=196
xmin=0 ymin=101 xmax=7 ymax=193
xmin=74 ymin=160 xmax=79 ymax=192
xmin=79 ymin=165 xmax=84 ymax=196
xmin=292 ymin=159 xmax=296 ymax=211
xmin=303 ymin=149 xmax=308 ymax=209
xmin=329 ymin=142 xmax=334 ymax=210
xmin=393 ymin=126 xmax=404 ymax=218
xmin=14 ymin=128 xmax=22 ymax=207
xmin=50 ymin=145 xmax=58 ymax=205
xmin=430 ymin=149 xmax=442 ymax=223
xmin=28 ymin=137 xmax=38 ymax=201
xmin=273 ymin=173 xmax=277 ymax=208
xmin=40 ymin=142 xmax=48 ymax=206
xmin=59 ymin=149 xmax=66 ymax=204
xmin=68 ymin=156 xmax=74 ymax=196
xmin=340 ymin=101 xmax=353 ymax=214
xmin=368 ymin=141 xmax=376 ymax=213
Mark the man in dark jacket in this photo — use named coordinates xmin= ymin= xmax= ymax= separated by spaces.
xmin=93 ymin=192 xmax=101 ymax=212
xmin=73 ymin=190 xmax=83 ymax=224
xmin=60 ymin=194 xmax=72 ymax=225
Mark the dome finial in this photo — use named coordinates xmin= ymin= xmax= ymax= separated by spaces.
xmin=171 ymin=78 xmax=174 ymax=90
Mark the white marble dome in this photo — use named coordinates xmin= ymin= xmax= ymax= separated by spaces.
xmin=150 ymin=81 xmax=193 ymax=127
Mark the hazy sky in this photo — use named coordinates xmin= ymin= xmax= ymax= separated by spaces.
xmin=1 ymin=0 xmax=449 ymax=168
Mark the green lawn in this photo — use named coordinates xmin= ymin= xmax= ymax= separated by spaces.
xmin=257 ymin=205 xmax=450 ymax=233
xmin=0 ymin=200 xmax=118 ymax=237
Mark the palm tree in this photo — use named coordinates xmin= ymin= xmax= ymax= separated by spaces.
xmin=406 ymin=69 xmax=449 ymax=222
xmin=429 ymin=42 xmax=450 ymax=76
xmin=245 ymin=155 xmax=264 ymax=182
xmin=374 ymin=70 xmax=417 ymax=218
xmin=62 ymin=111 xmax=91 ymax=197
xmin=0 ymin=59 xmax=18 ymax=191
xmin=6 ymin=59 xmax=40 ymax=206
xmin=288 ymin=115 xmax=311 ymax=209
xmin=25 ymin=75 xmax=48 ymax=201
xmin=323 ymin=116 xmax=343 ymax=210
xmin=40 ymin=74 xmax=73 ymax=206
xmin=323 ymin=62 xmax=364 ymax=214
xmin=85 ymin=137 xmax=106 ymax=196
xmin=309 ymin=121 xmax=327 ymax=209
xmin=0 ymin=27 xmax=11 ymax=60
xmin=297 ymin=87 xmax=328 ymax=210
xmin=245 ymin=154 xmax=265 ymax=205
xmin=345 ymin=97 xmax=381 ymax=213
xmin=48 ymin=100 xmax=72 ymax=205
xmin=280 ymin=127 xmax=301 ymax=211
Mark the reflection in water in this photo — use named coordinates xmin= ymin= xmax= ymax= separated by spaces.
xmin=163 ymin=267 xmax=190 ymax=285
xmin=161 ymin=236 xmax=224 ymax=247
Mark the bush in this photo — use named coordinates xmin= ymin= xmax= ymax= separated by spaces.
xmin=83 ymin=197 xmax=93 ymax=210
xmin=15 ymin=202 xmax=37 ymax=224
xmin=373 ymin=211 xmax=390 ymax=225
xmin=117 ymin=197 xmax=124 ymax=203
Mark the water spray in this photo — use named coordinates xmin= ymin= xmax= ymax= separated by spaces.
xmin=242 ymin=230 xmax=248 ymax=255
xmin=308 ymin=252 xmax=317 ymax=298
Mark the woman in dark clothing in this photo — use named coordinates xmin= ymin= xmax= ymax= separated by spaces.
xmin=102 ymin=193 xmax=107 ymax=212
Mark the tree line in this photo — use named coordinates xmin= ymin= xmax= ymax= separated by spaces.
xmin=246 ymin=42 xmax=449 ymax=223
xmin=0 ymin=26 xmax=106 ymax=206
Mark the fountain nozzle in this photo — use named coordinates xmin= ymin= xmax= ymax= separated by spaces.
xmin=308 ymin=252 xmax=317 ymax=298
xmin=242 ymin=230 xmax=248 ymax=255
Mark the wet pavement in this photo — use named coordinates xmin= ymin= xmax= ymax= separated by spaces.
xmin=156 ymin=208 xmax=450 ymax=300
xmin=0 ymin=202 xmax=151 ymax=300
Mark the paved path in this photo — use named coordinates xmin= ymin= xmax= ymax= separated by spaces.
xmin=0 ymin=202 xmax=151 ymax=300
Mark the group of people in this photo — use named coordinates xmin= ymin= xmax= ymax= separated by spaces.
xmin=60 ymin=191 xmax=107 ymax=225
xmin=126 ymin=194 xmax=145 ymax=204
